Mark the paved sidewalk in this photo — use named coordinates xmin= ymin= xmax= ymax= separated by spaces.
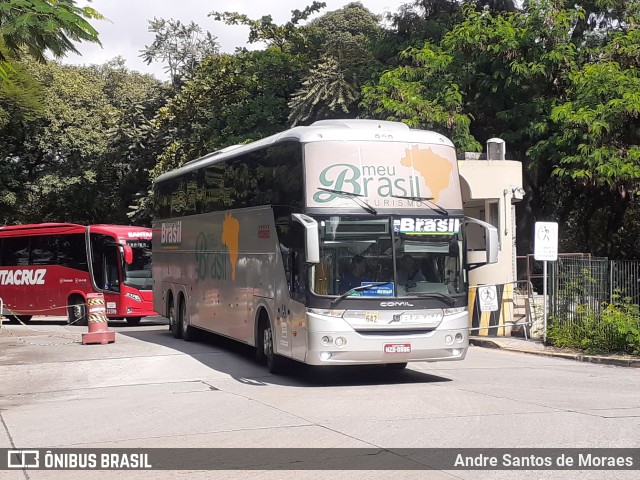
xmin=469 ymin=336 xmax=640 ymax=368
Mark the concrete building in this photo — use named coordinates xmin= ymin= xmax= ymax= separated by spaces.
xmin=458 ymin=140 xmax=526 ymax=336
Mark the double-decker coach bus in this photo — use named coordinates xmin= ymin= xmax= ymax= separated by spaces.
xmin=0 ymin=223 xmax=154 ymax=325
xmin=153 ymin=119 xmax=497 ymax=372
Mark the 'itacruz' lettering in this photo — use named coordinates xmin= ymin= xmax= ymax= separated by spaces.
xmin=0 ymin=269 xmax=46 ymax=286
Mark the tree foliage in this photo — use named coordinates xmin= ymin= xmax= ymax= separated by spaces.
xmin=0 ymin=0 xmax=103 ymax=62
xmin=4 ymin=1 xmax=640 ymax=259
xmin=209 ymin=2 xmax=326 ymax=52
xmin=0 ymin=59 xmax=168 ymax=225
xmin=288 ymin=2 xmax=384 ymax=125
xmin=151 ymin=48 xmax=302 ymax=178
xmin=140 ymin=18 xmax=219 ymax=88
xmin=361 ymin=0 xmax=640 ymax=256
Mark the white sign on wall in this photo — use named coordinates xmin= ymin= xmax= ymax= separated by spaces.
xmin=477 ymin=285 xmax=499 ymax=312
xmin=534 ymin=222 xmax=558 ymax=261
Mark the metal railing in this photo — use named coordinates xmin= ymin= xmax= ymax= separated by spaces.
xmin=549 ymin=257 xmax=640 ymax=345
xmin=468 ymin=280 xmax=539 ymax=339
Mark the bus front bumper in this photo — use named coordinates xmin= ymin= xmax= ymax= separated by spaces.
xmin=303 ymin=327 xmax=469 ymax=366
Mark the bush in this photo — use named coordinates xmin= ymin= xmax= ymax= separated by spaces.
xmin=548 ymin=300 xmax=640 ymax=355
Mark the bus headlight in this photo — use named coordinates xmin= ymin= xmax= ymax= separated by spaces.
xmin=125 ymin=293 xmax=142 ymax=302
xmin=334 ymin=337 xmax=347 ymax=347
xmin=455 ymin=333 xmax=464 ymax=343
xmin=321 ymin=336 xmax=333 ymax=346
xmin=443 ymin=307 xmax=466 ymax=316
xmin=308 ymin=308 xmax=345 ymax=317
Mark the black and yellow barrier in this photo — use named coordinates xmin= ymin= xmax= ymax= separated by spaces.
xmin=469 ymin=282 xmax=515 ymax=337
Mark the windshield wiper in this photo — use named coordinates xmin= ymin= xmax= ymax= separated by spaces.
xmin=331 ymin=282 xmax=389 ymax=306
xmin=317 ymin=187 xmax=377 ymax=215
xmin=412 ymin=291 xmax=456 ymax=306
xmin=389 ymin=194 xmax=447 ymax=215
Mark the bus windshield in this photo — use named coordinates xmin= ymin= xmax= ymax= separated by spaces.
xmin=124 ymin=239 xmax=152 ymax=290
xmin=311 ymin=215 xmax=466 ymax=298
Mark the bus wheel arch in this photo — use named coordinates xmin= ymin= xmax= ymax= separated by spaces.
xmin=256 ymin=308 xmax=286 ymax=374
xmin=67 ymin=294 xmax=87 ymax=326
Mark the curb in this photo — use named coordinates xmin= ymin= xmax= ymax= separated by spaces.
xmin=469 ymin=337 xmax=640 ymax=368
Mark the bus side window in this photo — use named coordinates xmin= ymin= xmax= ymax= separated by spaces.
xmin=1 ymin=236 xmax=30 ymax=266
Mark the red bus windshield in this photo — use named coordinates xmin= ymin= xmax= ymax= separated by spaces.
xmin=124 ymin=239 xmax=152 ymax=290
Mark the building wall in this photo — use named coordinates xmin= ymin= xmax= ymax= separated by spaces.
xmin=459 ymin=159 xmax=523 ymax=336
xmin=459 ymin=159 xmax=523 ymax=285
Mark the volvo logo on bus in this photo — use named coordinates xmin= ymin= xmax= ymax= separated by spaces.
xmin=380 ymin=301 xmax=414 ymax=307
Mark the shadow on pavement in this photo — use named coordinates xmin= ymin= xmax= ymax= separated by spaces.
xmin=1 ymin=316 xmax=167 ymax=327
xmin=118 ymin=323 xmax=453 ymax=388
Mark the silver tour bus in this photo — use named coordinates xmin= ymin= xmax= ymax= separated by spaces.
xmin=152 ymin=120 xmax=497 ymax=373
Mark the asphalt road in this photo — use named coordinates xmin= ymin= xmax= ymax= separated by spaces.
xmin=1 ymin=317 xmax=639 ymax=480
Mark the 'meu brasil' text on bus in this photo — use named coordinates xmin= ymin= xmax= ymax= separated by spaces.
xmin=152 ymin=120 xmax=498 ymax=372
xmin=0 ymin=223 xmax=155 ymax=325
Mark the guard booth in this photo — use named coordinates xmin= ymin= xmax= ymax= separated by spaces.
xmin=458 ymin=140 xmax=525 ymax=337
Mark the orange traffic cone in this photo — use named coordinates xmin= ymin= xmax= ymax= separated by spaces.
xmin=82 ymin=293 xmax=115 ymax=345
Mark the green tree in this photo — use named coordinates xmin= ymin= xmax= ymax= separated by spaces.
xmin=0 ymin=0 xmax=103 ymax=62
xmin=140 ymin=18 xmax=219 ymax=88
xmin=91 ymin=58 xmax=171 ymax=225
xmin=151 ymin=48 xmax=303 ymax=178
xmin=209 ymin=2 xmax=326 ymax=52
xmin=0 ymin=59 xmax=169 ymax=225
xmin=0 ymin=0 xmax=105 ymax=222
xmin=288 ymin=2 xmax=384 ymax=125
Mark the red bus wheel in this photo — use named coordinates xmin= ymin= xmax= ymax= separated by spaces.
xmin=68 ymin=297 xmax=87 ymax=326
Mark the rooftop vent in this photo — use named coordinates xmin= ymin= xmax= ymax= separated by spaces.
xmin=486 ymin=138 xmax=506 ymax=160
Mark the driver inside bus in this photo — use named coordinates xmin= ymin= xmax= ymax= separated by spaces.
xmin=340 ymin=255 xmax=369 ymax=292
xmin=397 ymin=254 xmax=426 ymax=287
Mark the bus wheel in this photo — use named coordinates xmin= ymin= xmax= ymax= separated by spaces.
xmin=169 ymin=301 xmax=181 ymax=339
xmin=259 ymin=317 xmax=286 ymax=374
xmin=179 ymin=300 xmax=194 ymax=342
xmin=125 ymin=317 xmax=141 ymax=326
xmin=68 ymin=297 xmax=87 ymax=326
xmin=385 ymin=362 xmax=408 ymax=371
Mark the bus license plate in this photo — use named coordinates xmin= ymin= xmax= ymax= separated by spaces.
xmin=384 ymin=344 xmax=411 ymax=354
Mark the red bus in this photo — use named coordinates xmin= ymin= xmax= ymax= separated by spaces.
xmin=0 ymin=223 xmax=155 ymax=325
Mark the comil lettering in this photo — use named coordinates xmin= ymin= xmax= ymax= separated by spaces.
xmin=0 ymin=269 xmax=46 ymax=286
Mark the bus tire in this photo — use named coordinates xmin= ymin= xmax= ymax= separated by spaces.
xmin=169 ymin=300 xmax=181 ymax=339
xmin=259 ymin=316 xmax=286 ymax=374
xmin=125 ymin=317 xmax=141 ymax=326
xmin=179 ymin=299 xmax=195 ymax=342
xmin=385 ymin=362 xmax=408 ymax=370
xmin=68 ymin=296 xmax=87 ymax=326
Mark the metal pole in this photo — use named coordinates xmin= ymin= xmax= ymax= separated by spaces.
xmin=543 ymin=260 xmax=548 ymax=344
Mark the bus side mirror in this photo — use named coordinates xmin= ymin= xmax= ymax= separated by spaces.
xmin=122 ymin=245 xmax=133 ymax=264
xmin=291 ymin=213 xmax=320 ymax=264
xmin=464 ymin=216 xmax=498 ymax=270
